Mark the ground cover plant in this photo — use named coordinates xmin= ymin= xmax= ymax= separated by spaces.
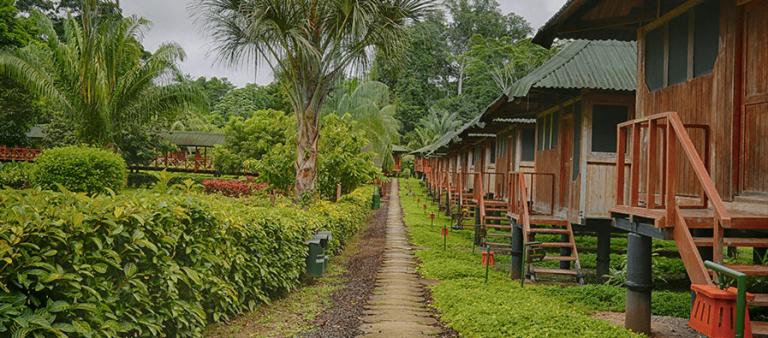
xmin=0 ymin=183 xmax=374 ymax=337
xmin=399 ymin=178 xmax=692 ymax=337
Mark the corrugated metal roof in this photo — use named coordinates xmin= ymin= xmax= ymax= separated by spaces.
xmin=492 ymin=118 xmax=536 ymax=124
xmin=508 ymin=40 xmax=636 ymax=100
xmin=157 ymin=131 xmax=225 ymax=147
xmin=392 ymin=144 xmax=409 ymax=154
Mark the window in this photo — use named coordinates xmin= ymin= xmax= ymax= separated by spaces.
xmin=592 ymin=105 xmax=628 ymax=153
xmin=521 ymin=128 xmax=536 ymax=161
xmin=644 ymin=0 xmax=720 ymax=92
xmin=489 ymin=141 xmax=496 ymax=164
xmin=537 ymin=110 xmax=559 ymax=151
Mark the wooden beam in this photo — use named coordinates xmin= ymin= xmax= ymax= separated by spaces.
xmin=641 ymin=0 xmax=707 ymax=33
xmin=557 ymin=12 xmax=656 ymax=34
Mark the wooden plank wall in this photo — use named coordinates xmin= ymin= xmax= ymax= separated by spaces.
xmin=636 ymin=0 xmax=737 ymax=201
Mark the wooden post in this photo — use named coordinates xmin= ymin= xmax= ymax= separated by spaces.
xmin=336 ymin=184 xmax=342 ymax=201
xmin=630 ymin=123 xmax=642 ymax=207
xmin=616 ymin=125 xmax=627 ymax=206
xmin=665 ymin=120 xmax=677 ymax=227
xmin=646 ymin=119 xmax=658 ymax=209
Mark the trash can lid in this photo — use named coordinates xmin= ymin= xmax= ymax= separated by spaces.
xmin=307 ymin=238 xmax=322 ymax=245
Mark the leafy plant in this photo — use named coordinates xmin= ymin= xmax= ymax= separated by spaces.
xmin=0 ymin=161 xmax=33 ymax=189
xmin=31 ymin=145 xmax=126 ymax=194
xmin=202 ymin=177 xmax=267 ymax=197
xmin=0 ymin=184 xmax=374 ymax=337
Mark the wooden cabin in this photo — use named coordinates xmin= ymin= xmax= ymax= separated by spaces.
xmin=535 ymin=0 xmax=768 ymax=335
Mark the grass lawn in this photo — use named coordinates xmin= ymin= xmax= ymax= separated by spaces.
xmin=399 ymin=178 xmax=692 ymax=338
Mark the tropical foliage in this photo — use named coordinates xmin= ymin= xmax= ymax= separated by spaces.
xmin=325 ymin=80 xmax=400 ymax=171
xmin=31 ymin=145 xmax=127 ymax=194
xmin=0 ymin=0 xmax=206 ymax=147
xmin=248 ymin=114 xmax=380 ymax=200
xmin=194 ymin=0 xmax=434 ymax=198
xmin=0 ymin=184 xmax=373 ymax=337
xmin=214 ymin=109 xmax=294 ymax=174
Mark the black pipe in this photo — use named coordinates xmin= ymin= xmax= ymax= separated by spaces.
xmin=625 ymin=232 xmax=653 ymax=335
xmin=510 ymin=223 xmax=523 ymax=280
xmin=596 ymin=230 xmax=611 ymax=284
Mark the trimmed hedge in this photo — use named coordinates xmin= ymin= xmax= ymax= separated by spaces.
xmin=126 ymin=172 xmax=237 ymax=189
xmin=0 ymin=162 xmax=33 ymax=189
xmin=0 ymin=185 xmax=373 ymax=337
xmin=32 ymin=146 xmax=127 ymax=193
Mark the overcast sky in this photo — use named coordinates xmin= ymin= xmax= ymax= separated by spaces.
xmin=122 ymin=0 xmax=568 ymax=88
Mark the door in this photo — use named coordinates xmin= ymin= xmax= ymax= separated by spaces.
xmin=560 ymin=117 xmax=574 ymax=209
xmin=741 ymin=0 xmax=768 ymax=196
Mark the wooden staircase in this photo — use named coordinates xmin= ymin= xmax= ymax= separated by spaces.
xmin=613 ymin=112 xmax=768 ymax=336
xmin=507 ymin=172 xmax=584 ymax=284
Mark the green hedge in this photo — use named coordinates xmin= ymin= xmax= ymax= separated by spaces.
xmin=0 ymin=185 xmax=373 ymax=337
xmin=0 ymin=162 xmax=33 ymax=189
xmin=32 ymin=146 xmax=127 ymax=193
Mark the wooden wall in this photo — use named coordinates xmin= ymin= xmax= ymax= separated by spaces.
xmin=636 ymin=0 xmax=738 ymax=201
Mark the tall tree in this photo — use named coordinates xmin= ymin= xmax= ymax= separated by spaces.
xmin=0 ymin=0 xmax=206 ymax=147
xmin=444 ymin=0 xmax=532 ymax=95
xmin=195 ymin=0 xmax=434 ymax=198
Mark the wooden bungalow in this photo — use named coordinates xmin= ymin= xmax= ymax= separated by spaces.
xmin=534 ymin=0 xmax=768 ymax=335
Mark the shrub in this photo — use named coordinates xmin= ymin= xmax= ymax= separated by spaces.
xmin=0 ymin=161 xmax=33 ymax=189
xmin=32 ymin=145 xmax=127 ymax=193
xmin=0 ymin=185 xmax=373 ymax=337
xmin=202 ymin=177 xmax=268 ymax=197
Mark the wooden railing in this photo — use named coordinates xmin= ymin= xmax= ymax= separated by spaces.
xmin=150 ymin=155 xmax=214 ymax=171
xmin=507 ymin=172 xmax=556 ymax=217
xmin=615 ymin=112 xmax=728 ymax=284
xmin=508 ymin=172 xmax=533 ymax=246
xmin=0 ymin=147 xmax=43 ymax=161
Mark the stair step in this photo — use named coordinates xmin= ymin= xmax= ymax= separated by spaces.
xmin=543 ymin=256 xmax=578 ymax=261
xmin=486 ymin=233 xmax=513 ymax=238
xmin=538 ymin=242 xmax=574 ymax=248
xmin=692 ymin=237 xmax=768 ymax=248
xmin=483 ymin=216 xmax=508 ymax=220
xmin=532 ymin=268 xmax=579 ymax=276
xmin=753 ymin=321 xmax=768 ymax=338
xmin=485 ymin=242 xmax=512 ymax=247
xmin=723 ymin=265 xmax=768 ymax=276
xmin=484 ymin=200 xmax=507 ymax=206
xmin=529 ymin=228 xmax=571 ymax=235
xmin=750 ymin=294 xmax=768 ymax=307
xmin=484 ymin=224 xmax=512 ymax=229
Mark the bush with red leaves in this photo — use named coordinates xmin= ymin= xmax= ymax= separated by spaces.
xmin=202 ymin=177 xmax=268 ymax=197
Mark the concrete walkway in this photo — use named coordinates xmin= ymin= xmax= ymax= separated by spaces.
xmin=359 ymin=179 xmax=442 ymax=338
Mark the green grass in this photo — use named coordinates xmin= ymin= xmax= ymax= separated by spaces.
xmin=400 ymin=179 xmax=647 ymax=337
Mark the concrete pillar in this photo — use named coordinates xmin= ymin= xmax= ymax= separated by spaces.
xmin=510 ymin=223 xmax=523 ymax=280
xmin=625 ymin=232 xmax=653 ymax=335
xmin=559 ymin=233 xmax=572 ymax=270
xmin=596 ymin=230 xmax=611 ymax=284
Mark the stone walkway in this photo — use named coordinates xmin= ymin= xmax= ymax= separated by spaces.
xmin=359 ymin=179 xmax=442 ymax=338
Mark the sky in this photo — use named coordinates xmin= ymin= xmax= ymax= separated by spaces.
xmin=122 ymin=0 xmax=568 ymax=88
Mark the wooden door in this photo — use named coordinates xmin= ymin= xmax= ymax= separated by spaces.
xmin=560 ymin=117 xmax=574 ymax=209
xmin=741 ymin=0 xmax=768 ymax=196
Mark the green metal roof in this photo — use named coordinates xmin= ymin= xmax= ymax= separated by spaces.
xmin=392 ymin=144 xmax=409 ymax=154
xmin=157 ymin=131 xmax=225 ymax=147
xmin=508 ymin=40 xmax=637 ymax=100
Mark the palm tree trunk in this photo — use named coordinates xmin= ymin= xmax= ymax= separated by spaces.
xmin=294 ymin=103 xmax=321 ymax=199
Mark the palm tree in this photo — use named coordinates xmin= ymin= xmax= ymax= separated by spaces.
xmin=329 ymin=80 xmax=400 ymax=171
xmin=0 ymin=0 xmax=206 ymax=147
xmin=405 ymin=108 xmax=462 ymax=149
xmin=194 ymin=0 xmax=434 ymax=198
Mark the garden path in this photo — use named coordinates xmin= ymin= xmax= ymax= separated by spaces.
xmin=358 ymin=179 xmax=443 ymax=337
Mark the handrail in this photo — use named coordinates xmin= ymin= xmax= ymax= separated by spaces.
xmin=615 ymin=112 xmax=731 ymax=263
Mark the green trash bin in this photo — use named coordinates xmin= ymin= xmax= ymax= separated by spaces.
xmin=372 ymin=193 xmax=381 ymax=209
xmin=306 ymin=238 xmax=325 ymax=278
xmin=314 ymin=231 xmax=332 ymax=272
